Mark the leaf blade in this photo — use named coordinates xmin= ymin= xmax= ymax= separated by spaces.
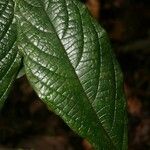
xmin=15 ymin=0 xmax=127 ymax=149
xmin=0 ymin=0 xmax=21 ymax=109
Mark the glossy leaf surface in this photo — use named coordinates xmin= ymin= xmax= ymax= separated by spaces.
xmin=0 ymin=0 xmax=21 ymax=109
xmin=15 ymin=0 xmax=127 ymax=149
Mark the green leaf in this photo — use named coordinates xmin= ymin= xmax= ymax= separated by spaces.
xmin=0 ymin=0 xmax=21 ymax=109
xmin=15 ymin=0 xmax=127 ymax=149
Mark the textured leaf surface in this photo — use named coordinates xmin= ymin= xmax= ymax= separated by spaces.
xmin=0 ymin=0 xmax=21 ymax=109
xmin=15 ymin=0 xmax=127 ymax=149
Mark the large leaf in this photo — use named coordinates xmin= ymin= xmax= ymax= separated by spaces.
xmin=15 ymin=0 xmax=127 ymax=149
xmin=0 ymin=0 xmax=21 ymax=109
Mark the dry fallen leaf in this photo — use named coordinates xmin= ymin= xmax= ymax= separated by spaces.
xmin=86 ymin=0 xmax=101 ymax=19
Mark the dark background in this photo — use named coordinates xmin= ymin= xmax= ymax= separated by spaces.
xmin=0 ymin=0 xmax=150 ymax=149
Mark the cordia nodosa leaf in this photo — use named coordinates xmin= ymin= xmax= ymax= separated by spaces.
xmin=15 ymin=0 xmax=127 ymax=149
xmin=0 ymin=0 xmax=21 ymax=109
